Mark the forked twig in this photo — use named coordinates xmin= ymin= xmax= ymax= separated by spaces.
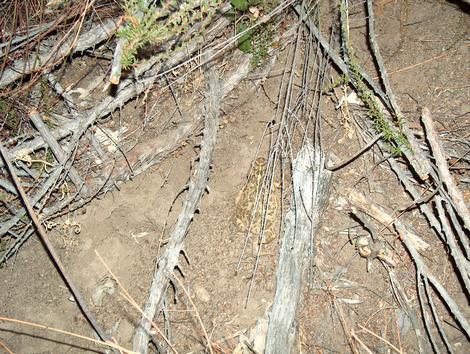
xmin=357 ymin=324 xmax=403 ymax=354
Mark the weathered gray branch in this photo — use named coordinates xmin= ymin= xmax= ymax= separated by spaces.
xmin=132 ymin=55 xmax=252 ymax=353
xmin=1 ymin=16 xmax=232 ymax=170
xmin=266 ymin=144 xmax=331 ymax=353
xmin=421 ymin=107 xmax=470 ymax=232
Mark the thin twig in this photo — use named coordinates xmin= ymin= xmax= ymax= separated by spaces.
xmin=0 ymin=316 xmax=134 ymax=354
xmin=0 ymin=18 xmax=118 ymax=89
xmin=29 ymin=110 xmax=88 ymax=195
xmin=172 ymin=273 xmax=213 ymax=354
xmin=325 ymin=133 xmax=383 ymax=171
xmin=357 ymin=324 xmax=403 ymax=354
xmin=95 ymin=251 xmax=177 ymax=354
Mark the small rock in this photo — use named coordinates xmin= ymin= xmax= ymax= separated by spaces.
xmin=194 ymin=285 xmax=210 ymax=303
xmin=92 ymin=278 xmax=116 ymax=306
xmin=460 ymin=103 xmax=470 ymax=115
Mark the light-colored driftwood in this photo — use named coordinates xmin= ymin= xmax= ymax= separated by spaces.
xmin=265 ymin=144 xmax=331 ymax=353
xmin=0 ymin=19 xmax=118 ymax=88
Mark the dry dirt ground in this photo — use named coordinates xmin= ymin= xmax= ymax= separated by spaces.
xmin=1 ymin=0 xmax=469 ymax=353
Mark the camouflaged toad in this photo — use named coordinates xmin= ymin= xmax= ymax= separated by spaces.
xmin=235 ymin=157 xmax=280 ymax=244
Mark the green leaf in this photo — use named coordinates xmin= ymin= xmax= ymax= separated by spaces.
xmin=237 ymin=24 xmax=252 ymax=53
xmin=231 ymin=0 xmax=249 ymax=11
xmin=238 ymin=35 xmax=252 ymax=53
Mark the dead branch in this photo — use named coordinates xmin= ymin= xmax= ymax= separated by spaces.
xmin=421 ymin=107 xmax=470 ymax=232
xmin=348 ymin=190 xmax=430 ymax=252
xmin=348 ymin=190 xmax=470 ymax=342
xmin=295 ymin=3 xmax=432 ymax=182
xmin=0 ymin=15 xmax=233 ymax=264
xmin=1 ymin=16 xmax=232 ymax=171
xmin=132 ymin=54 xmax=252 ymax=353
xmin=265 ymin=144 xmax=332 ymax=353
xmin=0 ymin=167 xmax=64 ymax=238
xmin=29 ymin=111 xmax=88 ymax=196
xmin=365 ymin=0 xmax=432 ymax=181
xmin=388 ymin=270 xmax=430 ymax=353
xmin=0 ymin=18 xmax=118 ymax=89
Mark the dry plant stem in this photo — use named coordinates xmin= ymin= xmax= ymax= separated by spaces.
xmin=0 ymin=18 xmax=118 ymax=89
xmin=29 ymin=111 xmax=88 ymax=196
xmin=333 ymin=299 xmax=359 ymax=354
xmin=0 ymin=228 xmax=35 ymax=264
xmin=110 ymin=38 xmax=125 ymax=84
xmin=349 ymin=190 xmax=470 ymax=339
xmin=423 ymin=277 xmax=454 ymax=353
xmin=130 ymin=0 xmax=292 ymax=84
xmin=0 ymin=338 xmax=13 ymax=354
xmin=1 ymin=18 xmax=238 ymax=261
xmin=46 ymin=73 xmax=81 ymax=114
xmin=0 ymin=144 xmax=112 ymax=346
xmin=386 ymin=158 xmax=448 ymax=247
xmin=421 ymin=107 xmax=470 ymax=232
xmin=0 ymin=167 xmax=63 ymax=237
xmin=242 ymin=21 xmax=302 ymax=305
xmin=357 ymin=324 xmax=403 ymax=353
xmin=132 ymin=58 xmax=222 ymax=354
xmin=266 ymin=144 xmax=332 ymax=353
xmin=172 ymin=273 xmax=213 ymax=354
xmin=113 ymin=49 xmax=255 ymax=181
xmin=416 ymin=277 xmax=441 ymax=353
xmin=444 ymin=201 xmax=470 ymax=258
xmin=350 ymin=329 xmax=374 ymax=354
xmin=435 ymin=196 xmax=470 ymax=292
xmin=0 ymin=20 xmax=54 ymax=55
xmin=0 ymin=174 xmax=20 ymax=195
xmin=0 ymin=316 xmax=135 ymax=354
xmin=109 ymin=0 xmax=183 ymax=84
xmin=292 ymin=5 xmax=388 ymax=109
xmin=297 ymin=3 xmax=431 ymax=182
xmin=325 ymin=133 xmax=383 ymax=171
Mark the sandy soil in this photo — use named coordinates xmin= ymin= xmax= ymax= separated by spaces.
xmin=1 ymin=0 xmax=469 ymax=353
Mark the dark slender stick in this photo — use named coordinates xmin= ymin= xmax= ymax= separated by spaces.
xmin=0 ymin=142 xmax=112 ymax=347
xmin=325 ymin=133 xmax=383 ymax=171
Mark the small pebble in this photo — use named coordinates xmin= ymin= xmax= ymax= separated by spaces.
xmin=194 ymin=285 xmax=210 ymax=303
